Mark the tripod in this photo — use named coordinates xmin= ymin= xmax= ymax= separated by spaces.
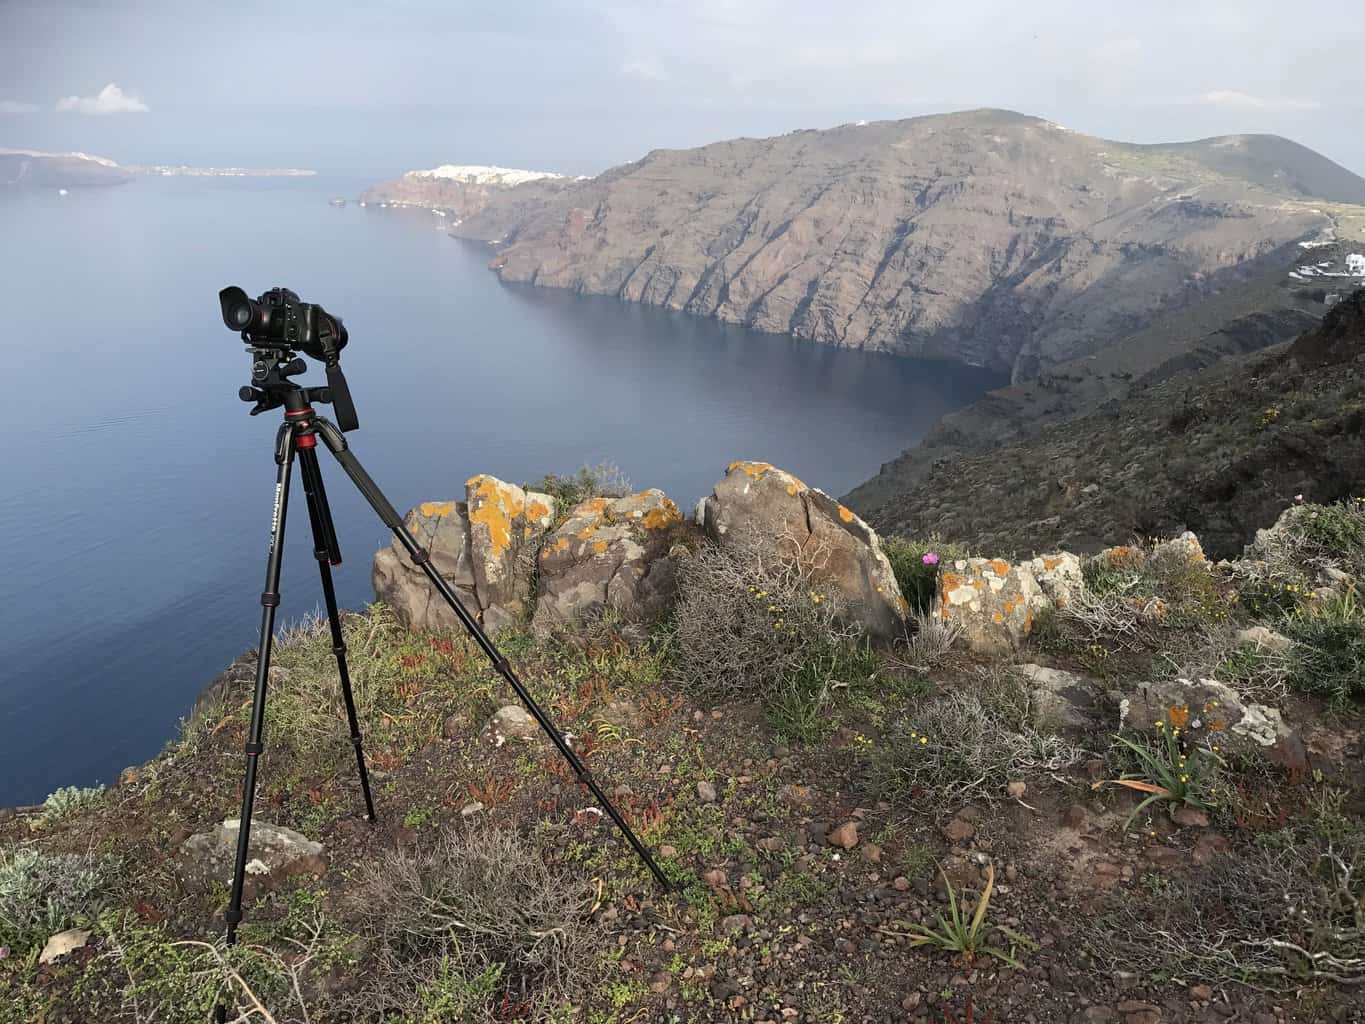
xmin=217 ymin=381 xmax=671 ymax=1004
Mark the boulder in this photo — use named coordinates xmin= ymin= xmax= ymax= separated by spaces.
xmin=1117 ymin=677 xmax=1305 ymax=770
xmin=1152 ymin=530 xmax=1207 ymax=565
xmin=483 ymin=705 xmax=539 ymax=745
xmin=465 ymin=475 xmax=555 ymax=630
xmin=179 ymin=820 xmax=326 ymax=898
xmin=1025 ymin=551 xmax=1084 ymax=610
xmin=697 ymin=461 xmax=907 ymax=638
xmin=937 ymin=558 xmax=1049 ymax=653
xmin=532 ymin=490 xmax=683 ymax=633
xmin=1234 ymin=625 xmax=1292 ymax=652
xmin=372 ymin=477 xmax=555 ymax=631
xmin=1014 ymin=663 xmax=1100 ymax=731
xmin=373 ymin=499 xmax=478 ymax=631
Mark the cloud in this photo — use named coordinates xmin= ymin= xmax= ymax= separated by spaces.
xmin=55 ymin=82 xmax=149 ymax=114
xmin=0 ymin=100 xmax=39 ymax=114
xmin=1196 ymin=89 xmax=1319 ymax=111
xmin=621 ymin=58 xmax=666 ymax=81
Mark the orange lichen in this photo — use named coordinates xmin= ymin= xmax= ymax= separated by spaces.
xmin=1167 ymin=704 xmax=1190 ymax=730
xmin=592 ymin=540 xmax=608 ymax=555
xmin=418 ymin=501 xmax=458 ymax=518
xmin=992 ymin=611 xmax=1004 ymax=623
xmin=729 ymin=461 xmax=774 ymax=479
xmin=973 ymin=580 xmax=985 ymax=590
xmin=897 ymin=595 xmax=909 ymax=612
xmin=1042 ymin=557 xmax=1059 ymax=571
xmin=584 ymin=497 xmax=610 ymax=513
xmin=467 ymin=477 xmax=524 ymax=558
xmin=642 ymin=503 xmax=681 ymax=530
xmin=939 ymin=572 xmax=965 ymax=602
xmin=989 ymin=559 xmax=1010 ymax=576
xmin=838 ymin=505 xmax=855 ymax=523
xmin=525 ymin=499 xmax=550 ymax=522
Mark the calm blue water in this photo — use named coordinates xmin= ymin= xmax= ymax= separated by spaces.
xmin=0 ymin=175 xmax=1003 ymax=806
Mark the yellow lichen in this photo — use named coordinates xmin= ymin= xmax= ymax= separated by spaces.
xmin=418 ymin=501 xmax=458 ymax=518
xmin=642 ymin=504 xmax=681 ymax=530
xmin=525 ymin=499 xmax=550 ymax=522
xmin=838 ymin=505 xmax=854 ymax=523
xmin=467 ymin=477 xmax=524 ymax=558
xmin=989 ymin=559 xmax=1010 ymax=577
xmin=592 ymin=540 xmax=608 ymax=555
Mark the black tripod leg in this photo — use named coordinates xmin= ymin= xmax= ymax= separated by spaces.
xmin=216 ymin=423 xmax=298 ymax=1022
xmin=296 ymin=442 xmax=377 ymax=821
xmin=311 ymin=418 xmax=671 ymax=889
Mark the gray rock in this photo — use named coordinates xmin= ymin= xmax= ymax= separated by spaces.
xmin=373 ymin=499 xmax=479 ymax=631
xmin=179 ymin=820 xmax=325 ymax=894
xmin=483 ymin=705 xmax=538 ymax=744
xmin=1015 ymin=663 xmax=1101 ymax=731
xmin=696 ymin=780 xmax=718 ymax=803
xmin=937 ymin=557 xmax=1049 ymax=653
xmin=532 ymin=490 xmax=683 ymax=634
xmin=1234 ymin=625 xmax=1291 ymax=652
xmin=697 ymin=461 xmax=906 ymax=638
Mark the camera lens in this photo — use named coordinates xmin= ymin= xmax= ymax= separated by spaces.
xmin=230 ymin=305 xmax=251 ymax=328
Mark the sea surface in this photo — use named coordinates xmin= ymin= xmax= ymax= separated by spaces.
xmin=0 ymin=175 xmax=1004 ymax=806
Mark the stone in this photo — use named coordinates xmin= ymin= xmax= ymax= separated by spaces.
xmin=179 ymin=820 xmax=325 ymax=896
xmin=38 ymin=928 xmax=90 ymax=965
xmin=464 ymin=475 xmax=556 ymax=630
xmin=1117 ymin=676 xmax=1302 ymax=767
xmin=1171 ymin=805 xmax=1210 ymax=828
xmin=1189 ymin=985 xmax=1214 ymax=1002
xmin=697 ymin=461 xmax=907 ymax=638
xmin=1006 ymin=781 xmax=1027 ymax=799
xmin=827 ymin=822 xmax=859 ymax=849
xmin=1152 ymin=531 xmax=1206 ymax=565
xmin=373 ymin=499 xmax=478 ymax=631
xmin=860 ymin=842 xmax=882 ymax=863
xmin=1014 ymin=663 xmax=1101 ymax=731
xmin=460 ymin=801 xmax=484 ymax=818
xmin=696 ymin=780 xmax=718 ymax=803
xmin=779 ymin=784 xmax=815 ymax=808
xmin=936 ymin=557 xmax=1050 ymax=653
xmin=1024 ymin=551 xmax=1084 ymax=609
xmin=720 ymin=914 xmax=753 ymax=934
xmin=483 ymin=705 xmax=539 ymax=745
xmin=942 ymin=817 xmax=976 ymax=844
xmin=532 ymin=490 xmax=683 ymax=634
xmin=756 ymin=836 xmax=785 ymax=852
xmin=703 ymin=868 xmax=729 ymax=889
xmin=1234 ymin=625 xmax=1292 ymax=652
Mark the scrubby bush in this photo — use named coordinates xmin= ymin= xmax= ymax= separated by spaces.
xmin=883 ymin=535 xmax=972 ymax=615
xmin=870 ymin=667 xmax=1080 ymax=805
xmin=0 ymin=847 xmax=121 ymax=954
xmin=356 ymin=827 xmax=596 ymax=1022
xmin=527 ymin=462 xmax=633 ymax=516
xmin=672 ymin=539 xmax=871 ymax=738
xmin=1282 ymin=588 xmax=1365 ymax=707
xmin=41 ymin=784 xmax=106 ymax=822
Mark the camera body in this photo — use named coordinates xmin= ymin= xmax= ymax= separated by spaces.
xmin=219 ymin=285 xmax=348 ymax=363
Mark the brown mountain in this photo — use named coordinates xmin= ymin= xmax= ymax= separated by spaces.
xmin=431 ymin=109 xmax=1365 ymax=382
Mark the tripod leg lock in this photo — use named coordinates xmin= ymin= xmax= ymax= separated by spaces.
xmin=260 ymin=591 xmax=281 ymax=608
xmin=410 ymin=547 xmax=431 ymax=566
xmin=492 ymin=656 xmax=511 ymax=675
xmin=333 ymin=642 xmax=347 ymax=657
xmin=350 ymin=733 xmax=363 ymax=747
xmin=245 ymin=741 xmax=264 ymax=756
xmin=224 ymin=908 xmax=243 ymax=929
xmin=577 ymin=769 xmax=594 ymax=786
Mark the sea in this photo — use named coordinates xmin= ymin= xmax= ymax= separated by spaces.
xmin=0 ymin=173 xmax=1004 ymax=806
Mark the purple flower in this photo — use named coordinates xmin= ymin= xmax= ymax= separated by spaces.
xmin=922 ymin=552 xmax=939 ymax=566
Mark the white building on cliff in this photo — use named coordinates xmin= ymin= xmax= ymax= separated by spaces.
xmin=1348 ymin=253 xmax=1365 ymax=276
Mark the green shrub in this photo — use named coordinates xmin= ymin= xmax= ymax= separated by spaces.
xmin=1282 ymin=589 xmax=1365 ymax=707
xmin=0 ymin=847 xmax=122 ymax=954
xmin=525 ymin=462 xmax=632 ymax=520
xmin=41 ymin=784 xmax=106 ymax=822
xmin=883 ymin=535 xmax=971 ymax=615
xmin=672 ymin=540 xmax=871 ymax=739
xmin=1287 ymin=499 xmax=1365 ymax=561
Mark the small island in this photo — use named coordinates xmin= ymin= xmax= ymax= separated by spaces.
xmin=1 ymin=148 xmax=317 ymax=190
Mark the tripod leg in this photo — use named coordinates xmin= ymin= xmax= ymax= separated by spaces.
xmin=296 ymin=442 xmax=377 ymax=821
xmin=214 ymin=423 xmax=298 ymax=1023
xmin=311 ymin=418 xmax=671 ymax=889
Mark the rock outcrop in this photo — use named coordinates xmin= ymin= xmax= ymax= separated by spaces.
xmin=372 ymin=476 xmax=554 ymax=632
xmin=532 ymin=490 xmax=684 ymax=634
xmin=179 ymin=820 xmax=325 ymax=897
xmin=697 ymin=461 xmax=906 ymax=638
xmin=937 ymin=558 xmax=1049 ymax=653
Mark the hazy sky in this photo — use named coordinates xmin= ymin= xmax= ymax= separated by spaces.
xmin=3 ymin=0 xmax=1362 ymax=180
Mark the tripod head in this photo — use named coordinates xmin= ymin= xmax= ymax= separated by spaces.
xmin=220 ymin=285 xmax=359 ymax=432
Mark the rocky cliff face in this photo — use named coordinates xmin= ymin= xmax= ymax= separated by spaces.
xmin=360 ymin=164 xmax=572 ymax=221
xmin=438 ymin=109 xmax=1365 ymax=381
xmin=0 ymin=148 xmax=132 ymax=188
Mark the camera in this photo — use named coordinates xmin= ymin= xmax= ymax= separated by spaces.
xmin=219 ymin=285 xmax=348 ymax=363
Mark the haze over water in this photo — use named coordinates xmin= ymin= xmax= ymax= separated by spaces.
xmin=0 ymin=175 xmax=1003 ymax=806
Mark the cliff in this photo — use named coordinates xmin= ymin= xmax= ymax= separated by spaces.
xmin=0 ymin=148 xmax=132 ymax=188
xmin=360 ymin=163 xmax=573 ymax=220
xmin=427 ymin=109 xmax=1365 ymax=382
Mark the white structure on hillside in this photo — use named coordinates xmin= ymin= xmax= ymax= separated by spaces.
xmin=1347 ymin=253 xmax=1365 ymax=276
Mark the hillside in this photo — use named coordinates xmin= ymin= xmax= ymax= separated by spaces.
xmin=420 ymin=109 xmax=1365 ymax=381
xmin=857 ymin=288 xmax=1365 ymax=560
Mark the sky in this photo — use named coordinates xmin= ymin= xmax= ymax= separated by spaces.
xmin=2 ymin=0 xmax=1363 ymax=180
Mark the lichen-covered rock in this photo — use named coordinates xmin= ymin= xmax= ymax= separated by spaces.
xmin=373 ymin=499 xmax=479 ymax=631
xmin=532 ymin=489 xmax=683 ymax=633
xmin=1152 ymin=530 xmax=1206 ymax=565
xmin=179 ymin=820 xmax=325 ymax=898
xmin=1118 ymin=677 xmax=1305 ymax=771
xmin=937 ymin=558 xmax=1048 ymax=653
xmin=465 ymin=475 xmax=555 ymax=631
xmin=697 ymin=461 xmax=907 ymax=638
xmin=1014 ymin=663 xmax=1100 ymax=731
xmin=372 ymin=478 xmax=555 ymax=632
xmin=1024 ymin=551 xmax=1084 ymax=609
